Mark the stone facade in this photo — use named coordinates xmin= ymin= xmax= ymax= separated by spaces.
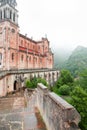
xmin=0 ymin=0 xmax=54 ymax=70
xmin=36 ymin=83 xmax=81 ymax=130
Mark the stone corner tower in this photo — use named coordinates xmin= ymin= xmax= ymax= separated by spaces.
xmin=0 ymin=0 xmax=19 ymax=70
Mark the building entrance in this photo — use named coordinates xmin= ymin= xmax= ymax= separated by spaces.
xmin=14 ymin=81 xmax=17 ymax=90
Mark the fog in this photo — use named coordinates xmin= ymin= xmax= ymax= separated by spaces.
xmin=17 ymin=0 xmax=87 ymax=61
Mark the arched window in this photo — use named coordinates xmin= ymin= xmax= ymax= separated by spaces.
xmin=21 ymin=40 xmax=23 ymax=46
xmin=13 ymin=13 xmax=15 ymax=22
xmin=33 ymin=45 xmax=35 ymax=50
xmin=12 ymin=53 xmax=14 ymax=61
xmin=29 ymin=56 xmax=31 ymax=61
xmin=10 ymin=10 xmax=12 ymax=19
xmin=21 ymin=55 xmax=24 ymax=61
xmin=4 ymin=9 xmax=6 ymax=18
xmin=26 ymin=56 xmax=28 ymax=61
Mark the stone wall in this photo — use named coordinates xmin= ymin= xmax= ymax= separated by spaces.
xmin=36 ymin=83 xmax=81 ymax=130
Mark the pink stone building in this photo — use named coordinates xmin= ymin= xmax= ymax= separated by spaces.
xmin=0 ymin=0 xmax=54 ymax=70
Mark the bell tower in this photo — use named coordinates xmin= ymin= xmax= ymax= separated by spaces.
xmin=0 ymin=0 xmax=18 ymax=25
xmin=0 ymin=0 xmax=19 ymax=70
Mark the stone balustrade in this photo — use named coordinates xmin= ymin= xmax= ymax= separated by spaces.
xmin=0 ymin=68 xmax=59 ymax=78
xmin=36 ymin=83 xmax=81 ymax=130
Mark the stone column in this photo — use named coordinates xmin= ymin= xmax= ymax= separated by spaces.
xmin=2 ymin=9 xmax=4 ymax=19
xmin=6 ymin=8 xmax=10 ymax=19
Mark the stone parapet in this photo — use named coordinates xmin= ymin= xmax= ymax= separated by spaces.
xmin=36 ymin=83 xmax=81 ymax=130
xmin=0 ymin=68 xmax=59 ymax=79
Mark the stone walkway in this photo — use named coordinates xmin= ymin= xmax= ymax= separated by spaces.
xmin=0 ymin=94 xmax=47 ymax=130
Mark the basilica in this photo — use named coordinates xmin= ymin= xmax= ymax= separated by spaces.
xmin=0 ymin=0 xmax=54 ymax=70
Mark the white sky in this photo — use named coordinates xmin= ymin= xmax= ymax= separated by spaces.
xmin=17 ymin=0 xmax=87 ymax=52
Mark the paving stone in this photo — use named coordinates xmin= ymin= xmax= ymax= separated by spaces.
xmin=6 ymin=114 xmax=23 ymax=122
xmin=0 ymin=94 xmax=47 ymax=130
xmin=0 ymin=125 xmax=10 ymax=130
xmin=10 ymin=122 xmax=22 ymax=130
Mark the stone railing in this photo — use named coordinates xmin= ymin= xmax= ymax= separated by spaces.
xmin=0 ymin=68 xmax=58 ymax=79
xmin=36 ymin=83 xmax=81 ymax=130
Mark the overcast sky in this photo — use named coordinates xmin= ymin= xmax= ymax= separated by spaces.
xmin=17 ymin=0 xmax=87 ymax=52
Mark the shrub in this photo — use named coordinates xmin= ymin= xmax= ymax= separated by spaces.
xmin=25 ymin=80 xmax=33 ymax=88
xmin=52 ymin=86 xmax=59 ymax=95
xmin=58 ymin=84 xmax=70 ymax=95
xmin=37 ymin=78 xmax=48 ymax=86
xmin=25 ymin=77 xmax=48 ymax=89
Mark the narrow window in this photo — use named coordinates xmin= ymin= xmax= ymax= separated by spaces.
xmin=26 ymin=56 xmax=28 ymax=61
xmin=21 ymin=55 xmax=23 ymax=61
xmin=33 ymin=45 xmax=34 ymax=49
xmin=12 ymin=53 xmax=14 ymax=61
xmin=0 ymin=10 xmax=2 ymax=20
xmin=0 ymin=53 xmax=2 ymax=65
xmin=29 ymin=56 xmax=31 ymax=61
xmin=10 ymin=10 xmax=12 ymax=19
xmin=13 ymin=13 xmax=15 ymax=22
xmin=4 ymin=9 xmax=6 ymax=18
xmin=35 ymin=57 xmax=37 ymax=63
xmin=21 ymin=40 xmax=23 ymax=46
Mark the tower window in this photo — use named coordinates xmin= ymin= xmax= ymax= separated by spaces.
xmin=10 ymin=10 xmax=12 ymax=19
xmin=13 ymin=13 xmax=15 ymax=22
xmin=0 ymin=10 xmax=2 ymax=20
xmin=4 ymin=9 xmax=6 ymax=18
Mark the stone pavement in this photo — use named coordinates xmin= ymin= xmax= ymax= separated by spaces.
xmin=0 ymin=93 xmax=47 ymax=130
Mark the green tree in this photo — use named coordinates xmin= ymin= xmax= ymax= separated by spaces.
xmin=31 ymin=76 xmax=38 ymax=88
xmin=70 ymin=86 xmax=87 ymax=130
xmin=58 ymin=84 xmax=70 ymax=95
xmin=79 ymin=69 xmax=87 ymax=90
xmin=55 ymin=69 xmax=73 ymax=88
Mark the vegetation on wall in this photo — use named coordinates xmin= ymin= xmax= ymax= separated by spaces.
xmin=25 ymin=76 xmax=48 ymax=89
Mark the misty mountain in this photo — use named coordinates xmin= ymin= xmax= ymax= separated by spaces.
xmin=63 ymin=46 xmax=87 ymax=76
xmin=54 ymin=48 xmax=72 ymax=68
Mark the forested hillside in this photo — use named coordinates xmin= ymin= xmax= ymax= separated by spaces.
xmin=63 ymin=46 xmax=87 ymax=76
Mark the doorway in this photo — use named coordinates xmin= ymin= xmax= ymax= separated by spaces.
xmin=14 ymin=81 xmax=17 ymax=91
